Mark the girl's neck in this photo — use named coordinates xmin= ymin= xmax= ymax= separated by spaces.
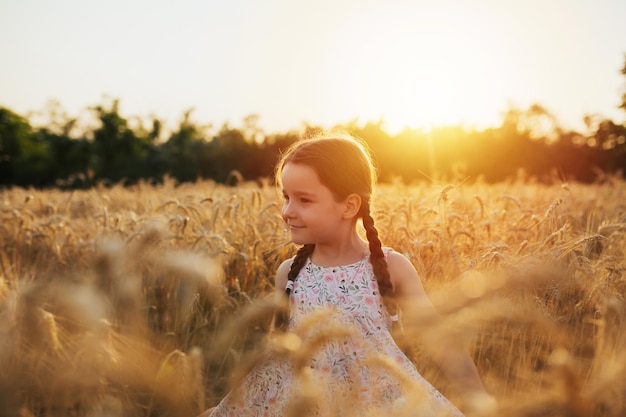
xmin=310 ymin=234 xmax=368 ymax=267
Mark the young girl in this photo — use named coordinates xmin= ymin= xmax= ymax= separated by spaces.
xmin=202 ymin=134 xmax=491 ymax=417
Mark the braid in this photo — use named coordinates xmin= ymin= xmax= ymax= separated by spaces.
xmin=286 ymin=244 xmax=315 ymax=296
xmin=276 ymin=244 xmax=315 ymax=330
xmin=362 ymin=209 xmax=396 ymax=315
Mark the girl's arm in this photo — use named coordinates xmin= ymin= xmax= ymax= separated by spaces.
xmin=275 ymin=258 xmax=292 ymax=295
xmin=387 ymin=251 xmax=493 ymax=407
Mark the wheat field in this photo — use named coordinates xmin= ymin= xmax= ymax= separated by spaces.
xmin=1 ymin=176 xmax=625 ymax=417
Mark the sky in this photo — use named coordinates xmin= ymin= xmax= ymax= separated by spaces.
xmin=1 ymin=0 xmax=626 ymax=135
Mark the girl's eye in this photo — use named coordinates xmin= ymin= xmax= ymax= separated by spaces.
xmin=300 ymin=198 xmax=311 ymax=203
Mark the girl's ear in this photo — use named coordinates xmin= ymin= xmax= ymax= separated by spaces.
xmin=343 ymin=194 xmax=362 ymax=219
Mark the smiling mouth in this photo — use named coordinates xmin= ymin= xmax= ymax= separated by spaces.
xmin=288 ymin=224 xmax=305 ymax=229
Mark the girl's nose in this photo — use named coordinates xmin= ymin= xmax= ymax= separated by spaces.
xmin=281 ymin=202 xmax=293 ymax=219
xmin=282 ymin=201 xmax=296 ymax=219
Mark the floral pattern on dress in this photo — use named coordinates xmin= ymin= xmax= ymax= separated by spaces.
xmin=210 ymin=248 xmax=464 ymax=417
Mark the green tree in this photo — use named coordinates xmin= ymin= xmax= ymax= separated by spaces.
xmin=207 ymin=125 xmax=257 ymax=183
xmin=91 ymin=100 xmax=150 ymax=183
xmin=40 ymin=130 xmax=92 ymax=187
xmin=162 ymin=109 xmax=208 ymax=182
xmin=0 ymin=108 xmax=32 ymax=185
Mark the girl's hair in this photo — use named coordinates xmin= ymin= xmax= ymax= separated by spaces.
xmin=276 ymin=133 xmax=393 ymax=327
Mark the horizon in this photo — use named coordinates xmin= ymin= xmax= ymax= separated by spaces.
xmin=1 ymin=0 xmax=626 ymax=136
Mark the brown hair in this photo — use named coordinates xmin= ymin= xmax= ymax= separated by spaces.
xmin=276 ymin=134 xmax=393 ymax=327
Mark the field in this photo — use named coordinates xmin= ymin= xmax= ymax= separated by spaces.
xmin=1 ymin=176 xmax=625 ymax=417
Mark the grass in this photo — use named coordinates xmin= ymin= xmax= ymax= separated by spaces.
xmin=0 ymin=175 xmax=625 ymax=416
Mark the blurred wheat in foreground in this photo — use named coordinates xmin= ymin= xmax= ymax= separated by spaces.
xmin=0 ymin=176 xmax=625 ymax=417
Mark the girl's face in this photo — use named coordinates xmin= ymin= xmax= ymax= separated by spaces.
xmin=280 ymin=162 xmax=347 ymax=245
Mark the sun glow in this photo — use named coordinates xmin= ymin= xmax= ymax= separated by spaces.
xmin=315 ymin=2 xmax=516 ymax=133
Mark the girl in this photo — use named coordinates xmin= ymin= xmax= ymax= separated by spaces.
xmin=202 ymin=134 xmax=491 ymax=417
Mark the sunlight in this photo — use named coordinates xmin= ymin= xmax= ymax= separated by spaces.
xmin=316 ymin=2 xmax=512 ymax=133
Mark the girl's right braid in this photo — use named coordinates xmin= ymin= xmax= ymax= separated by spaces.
xmin=276 ymin=243 xmax=314 ymax=330
xmin=286 ymin=244 xmax=315 ymax=296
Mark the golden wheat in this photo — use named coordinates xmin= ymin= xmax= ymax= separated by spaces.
xmin=0 ymin=177 xmax=625 ymax=416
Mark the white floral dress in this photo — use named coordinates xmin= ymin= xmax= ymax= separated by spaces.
xmin=209 ymin=250 xmax=464 ymax=417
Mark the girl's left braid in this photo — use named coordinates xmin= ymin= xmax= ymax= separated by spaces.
xmin=276 ymin=243 xmax=315 ymax=330
xmin=362 ymin=210 xmax=392 ymax=296
xmin=362 ymin=206 xmax=396 ymax=315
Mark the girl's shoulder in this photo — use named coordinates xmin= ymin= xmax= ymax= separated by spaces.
xmin=275 ymin=256 xmax=295 ymax=290
xmin=381 ymin=246 xmax=405 ymax=264
xmin=277 ymin=256 xmax=295 ymax=271
xmin=382 ymin=249 xmax=426 ymax=296
xmin=381 ymin=247 xmax=415 ymax=275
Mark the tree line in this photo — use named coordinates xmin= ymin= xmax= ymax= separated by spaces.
xmin=1 ymin=59 xmax=625 ymax=188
